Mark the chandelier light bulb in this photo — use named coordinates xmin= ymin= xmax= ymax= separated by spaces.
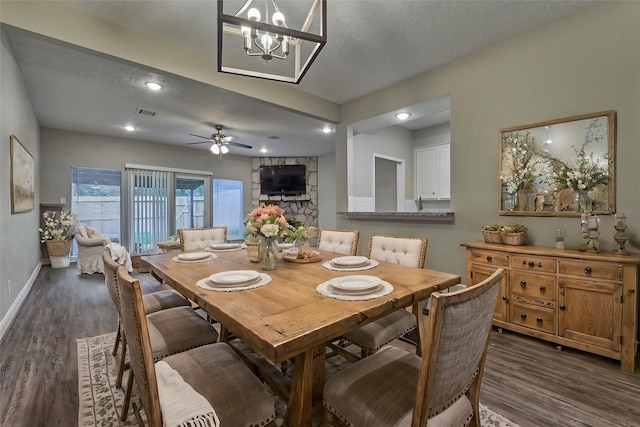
xmin=261 ymin=33 xmax=273 ymax=50
xmin=247 ymin=8 xmax=260 ymax=21
xmin=210 ymin=144 xmax=220 ymax=154
xmin=241 ymin=26 xmax=251 ymax=37
xmin=272 ymin=11 xmax=285 ymax=26
xmin=221 ymin=145 xmax=229 ymax=154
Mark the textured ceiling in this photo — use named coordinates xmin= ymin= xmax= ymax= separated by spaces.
xmin=2 ymin=0 xmax=602 ymax=157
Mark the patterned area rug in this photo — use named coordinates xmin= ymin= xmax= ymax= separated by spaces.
xmin=77 ymin=332 xmax=520 ymax=427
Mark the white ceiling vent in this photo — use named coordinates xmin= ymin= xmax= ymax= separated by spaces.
xmin=137 ymin=108 xmax=157 ymax=117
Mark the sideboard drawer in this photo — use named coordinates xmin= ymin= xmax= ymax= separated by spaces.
xmin=512 ymin=255 xmax=556 ymax=273
xmin=559 ymin=260 xmax=623 ymax=282
xmin=511 ymin=271 xmax=556 ymax=301
xmin=470 ymin=250 xmax=510 ymax=267
xmin=511 ymin=303 xmax=555 ymax=334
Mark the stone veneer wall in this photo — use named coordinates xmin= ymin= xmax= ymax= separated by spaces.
xmin=251 ymin=157 xmax=318 ymax=227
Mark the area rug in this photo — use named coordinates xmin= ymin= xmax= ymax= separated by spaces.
xmin=77 ymin=332 xmax=520 ymax=427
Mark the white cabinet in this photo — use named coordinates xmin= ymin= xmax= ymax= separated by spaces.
xmin=415 ymin=143 xmax=450 ymax=200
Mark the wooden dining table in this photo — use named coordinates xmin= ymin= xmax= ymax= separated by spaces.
xmin=142 ymin=249 xmax=461 ymax=427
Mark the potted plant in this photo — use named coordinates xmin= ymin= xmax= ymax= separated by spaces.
xmin=39 ymin=209 xmax=78 ymax=268
xmin=481 ymin=224 xmax=504 ymax=244
xmin=501 ymin=223 xmax=528 ymax=246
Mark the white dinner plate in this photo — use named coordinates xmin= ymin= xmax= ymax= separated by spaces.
xmin=209 ymin=270 xmax=261 ymax=287
xmin=330 ymin=275 xmax=381 ymax=294
xmin=209 ymin=243 xmax=241 ymax=250
xmin=331 ymin=256 xmax=370 ymax=267
xmin=277 ymin=242 xmax=295 ymax=251
xmin=177 ymin=252 xmax=211 ymax=261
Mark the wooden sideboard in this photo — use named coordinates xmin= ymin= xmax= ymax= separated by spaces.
xmin=461 ymin=241 xmax=640 ymax=372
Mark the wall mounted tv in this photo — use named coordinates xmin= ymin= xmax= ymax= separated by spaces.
xmin=260 ymin=165 xmax=307 ymax=196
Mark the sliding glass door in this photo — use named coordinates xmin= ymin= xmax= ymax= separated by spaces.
xmin=176 ymin=176 xmax=210 ymax=230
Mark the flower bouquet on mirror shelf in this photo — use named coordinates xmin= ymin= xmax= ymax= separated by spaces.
xmin=500 ymin=131 xmax=546 ymax=211
xmin=39 ymin=209 xmax=78 ymax=268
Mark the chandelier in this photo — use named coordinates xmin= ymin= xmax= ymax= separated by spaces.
xmin=218 ymin=0 xmax=327 ymax=83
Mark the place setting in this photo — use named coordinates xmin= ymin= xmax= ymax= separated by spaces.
xmin=171 ymin=251 xmax=217 ymax=263
xmin=316 ymin=274 xmax=393 ymax=301
xmin=206 ymin=242 xmax=247 ymax=253
xmin=196 ymin=269 xmax=271 ymax=292
xmin=322 ymin=255 xmax=379 ymax=271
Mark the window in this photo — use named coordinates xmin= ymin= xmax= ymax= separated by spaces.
xmin=71 ymin=167 xmax=121 ymax=255
xmin=213 ymin=179 xmax=244 ymax=240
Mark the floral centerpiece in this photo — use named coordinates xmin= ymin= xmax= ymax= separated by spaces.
xmin=39 ymin=210 xmax=78 ymax=268
xmin=244 ymin=204 xmax=292 ymax=270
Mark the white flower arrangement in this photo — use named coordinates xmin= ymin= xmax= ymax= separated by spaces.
xmin=39 ymin=210 xmax=78 ymax=242
xmin=500 ymin=131 xmax=544 ymax=194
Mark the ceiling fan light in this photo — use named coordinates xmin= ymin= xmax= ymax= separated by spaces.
xmin=210 ymin=144 xmax=220 ymax=154
xmin=221 ymin=145 xmax=229 ymax=154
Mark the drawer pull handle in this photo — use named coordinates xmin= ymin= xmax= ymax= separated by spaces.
xmin=520 ymin=313 xmax=527 ymax=320
xmin=502 ymin=295 xmax=507 ymax=301
xmin=584 ymin=266 xmax=592 ymax=274
xmin=520 ymin=280 xmax=527 ymax=287
xmin=528 ymin=260 xmax=535 ymax=267
xmin=536 ymin=317 xmax=543 ymax=323
xmin=522 ymin=260 xmax=526 ymax=265
xmin=560 ymin=304 xmax=566 ymax=310
xmin=486 ymin=256 xmax=492 ymax=262
xmin=539 ymin=285 xmax=546 ymax=291
xmin=538 ymin=262 xmax=542 ymax=267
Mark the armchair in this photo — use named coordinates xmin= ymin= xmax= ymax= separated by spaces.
xmin=75 ymin=224 xmax=111 ymax=274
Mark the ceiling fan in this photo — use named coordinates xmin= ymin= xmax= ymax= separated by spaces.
xmin=187 ymin=124 xmax=253 ymax=158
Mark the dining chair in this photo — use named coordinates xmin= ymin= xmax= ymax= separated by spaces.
xmin=317 ymin=228 xmax=360 ymax=256
xmin=323 ymin=268 xmax=503 ymax=427
xmin=338 ymin=234 xmax=428 ymax=359
xmin=116 ymin=266 xmax=277 ymax=427
xmin=102 ymin=251 xmax=219 ymax=421
xmin=178 ymin=226 xmax=227 ymax=251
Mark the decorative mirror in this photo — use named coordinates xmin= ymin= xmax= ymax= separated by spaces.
xmin=499 ymin=110 xmax=616 ymax=217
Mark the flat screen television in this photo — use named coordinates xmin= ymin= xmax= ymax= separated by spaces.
xmin=260 ymin=165 xmax=306 ymax=196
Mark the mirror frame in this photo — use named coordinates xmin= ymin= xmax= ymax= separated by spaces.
xmin=499 ymin=110 xmax=616 ymax=217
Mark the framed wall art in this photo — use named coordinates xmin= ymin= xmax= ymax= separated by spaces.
xmin=10 ymin=134 xmax=35 ymax=213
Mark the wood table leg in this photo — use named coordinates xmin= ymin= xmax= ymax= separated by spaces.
xmin=285 ymin=346 xmax=325 ymax=427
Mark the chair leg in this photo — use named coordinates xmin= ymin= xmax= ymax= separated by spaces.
xmin=112 ymin=323 xmax=121 ymax=356
xmin=121 ymin=371 xmax=134 ymax=421
xmin=132 ymin=401 xmax=145 ymax=427
xmin=116 ymin=333 xmax=127 ymax=388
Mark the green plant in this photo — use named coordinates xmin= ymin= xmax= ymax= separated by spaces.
xmin=482 ymin=223 xmax=503 ymax=231
xmin=501 ymin=223 xmax=528 ymax=233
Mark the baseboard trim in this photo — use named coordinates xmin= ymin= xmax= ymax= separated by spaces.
xmin=0 ymin=262 xmax=42 ymax=343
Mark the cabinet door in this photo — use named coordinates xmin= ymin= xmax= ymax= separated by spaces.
xmin=415 ymin=146 xmax=439 ymax=199
xmin=558 ymin=279 xmax=622 ymax=351
xmin=472 ymin=264 xmax=510 ymax=322
xmin=439 ymin=144 xmax=450 ymax=199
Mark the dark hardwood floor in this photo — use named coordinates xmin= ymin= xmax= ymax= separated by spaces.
xmin=1 ymin=265 xmax=639 ymax=426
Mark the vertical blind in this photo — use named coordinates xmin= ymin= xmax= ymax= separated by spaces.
xmin=127 ymin=168 xmax=170 ymax=254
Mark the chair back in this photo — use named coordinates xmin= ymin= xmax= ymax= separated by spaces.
xmin=317 ymin=228 xmax=359 ymax=256
xmin=117 ymin=267 xmax=163 ymax=426
xmin=368 ymin=234 xmax=427 ymax=267
xmin=178 ymin=226 xmax=227 ymax=251
xmin=412 ymin=268 xmax=503 ymax=426
xmin=102 ymin=249 xmax=123 ymax=315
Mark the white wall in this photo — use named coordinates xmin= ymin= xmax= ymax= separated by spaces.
xmin=0 ymin=28 xmax=41 ymax=339
xmin=318 ymin=152 xmax=336 ymax=228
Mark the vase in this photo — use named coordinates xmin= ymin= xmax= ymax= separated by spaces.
xmin=575 ymin=190 xmax=592 ymax=213
xmin=503 ymin=192 xmax=517 ymax=211
xmin=46 ymin=240 xmax=72 ymax=268
xmin=245 ymin=239 xmax=259 ymax=262
xmin=258 ymin=236 xmax=278 ymax=271
xmin=517 ymin=187 xmax=534 ymax=211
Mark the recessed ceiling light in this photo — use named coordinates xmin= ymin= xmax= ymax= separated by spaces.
xmin=145 ymin=82 xmax=162 ymax=91
xmin=260 ymin=148 xmax=268 ymax=153
xmin=395 ymin=112 xmax=411 ymax=120
xmin=124 ymin=125 xmax=136 ymax=132
xmin=322 ymin=125 xmax=334 ymax=134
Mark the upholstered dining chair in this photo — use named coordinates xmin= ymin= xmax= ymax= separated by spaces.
xmin=116 ymin=267 xmax=277 ymax=427
xmin=317 ymin=228 xmax=360 ymax=256
xmin=323 ymin=268 xmax=503 ymax=427
xmin=178 ymin=226 xmax=227 ymax=251
xmin=339 ymin=234 xmax=428 ymax=359
xmin=102 ymin=251 xmax=219 ymax=421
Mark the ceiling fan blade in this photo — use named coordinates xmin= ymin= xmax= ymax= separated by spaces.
xmin=227 ymin=141 xmax=253 ymax=149
xmin=185 ymin=141 xmax=213 ymax=145
xmin=188 ymin=133 xmax=212 ymax=140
